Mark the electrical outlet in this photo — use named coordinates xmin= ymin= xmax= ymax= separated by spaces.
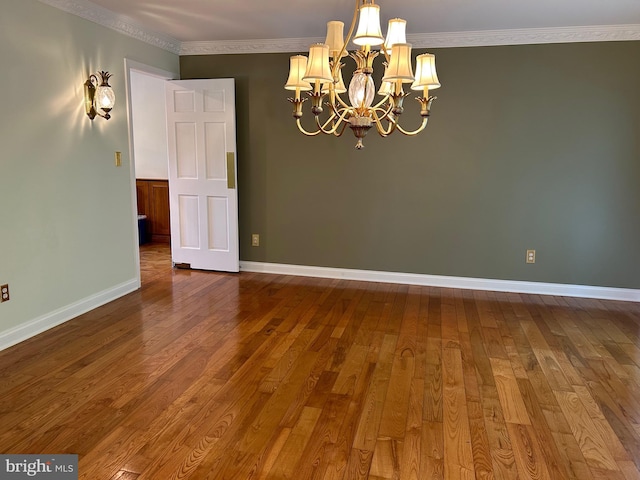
xmin=251 ymin=234 xmax=260 ymax=247
xmin=1 ymin=284 xmax=9 ymax=303
xmin=526 ymin=250 xmax=536 ymax=264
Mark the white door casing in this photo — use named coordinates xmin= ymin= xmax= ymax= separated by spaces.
xmin=166 ymin=78 xmax=239 ymax=272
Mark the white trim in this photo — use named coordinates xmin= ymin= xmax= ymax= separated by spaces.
xmin=180 ymin=38 xmax=324 ymax=56
xmin=123 ymin=58 xmax=179 ymax=290
xmin=0 ymin=279 xmax=139 ymax=352
xmin=180 ymin=24 xmax=640 ymax=55
xmin=36 ymin=1 xmax=640 ymax=54
xmin=240 ymin=261 xmax=640 ymax=302
xmin=125 ymin=59 xmax=179 ymax=80
xmin=38 ymin=0 xmax=181 ymax=54
xmin=408 ymin=24 xmax=640 ymax=49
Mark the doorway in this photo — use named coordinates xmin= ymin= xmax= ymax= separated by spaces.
xmin=124 ymin=59 xmax=179 ymax=286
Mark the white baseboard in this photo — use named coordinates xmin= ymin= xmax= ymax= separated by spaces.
xmin=0 ymin=279 xmax=139 ymax=352
xmin=2 ymin=265 xmax=636 ymax=354
xmin=240 ymin=261 xmax=640 ymax=302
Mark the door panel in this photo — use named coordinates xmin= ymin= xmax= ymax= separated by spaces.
xmin=178 ymin=195 xmax=200 ymax=249
xmin=207 ymin=196 xmax=229 ymax=250
xmin=175 ymin=123 xmax=197 ymax=178
xmin=166 ymin=78 xmax=238 ymax=272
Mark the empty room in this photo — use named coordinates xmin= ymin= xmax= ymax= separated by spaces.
xmin=1 ymin=0 xmax=640 ymax=478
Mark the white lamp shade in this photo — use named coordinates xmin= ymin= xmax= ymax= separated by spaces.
xmin=353 ymin=4 xmax=384 ymax=46
xmin=411 ymin=53 xmax=441 ymax=90
xmin=384 ymin=19 xmax=407 ymax=50
xmin=322 ymin=67 xmax=347 ymax=94
xmin=285 ymin=55 xmax=313 ymax=91
xmin=325 ymin=21 xmax=347 ymax=57
xmin=377 ymin=65 xmax=394 ymax=95
xmin=377 ymin=80 xmax=394 ymax=96
xmin=95 ymin=85 xmax=115 ymax=110
xmin=381 ymin=43 xmax=414 ymax=83
xmin=303 ymin=44 xmax=333 ymax=84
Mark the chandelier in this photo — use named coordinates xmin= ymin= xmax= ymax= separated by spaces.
xmin=285 ymin=0 xmax=441 ymax=149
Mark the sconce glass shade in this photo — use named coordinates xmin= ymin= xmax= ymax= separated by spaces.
xmin=384 ymin=19 xmax=407 ymax=50
xmin=285 ymin=55 xmax=313 ymax=91
xmin=411 ymin=53 xmax=441 ymax=90
xmin=303 ymin=44 xmax=333 ymax=84
xmin=96 ymin=84 xmax=115 ymax=111
xmin=382 ymin=43 xmax=414 ymax=83
xmin=325 ymin=21 xmax=347 ymax=57
xmin=353 ymin=4 xmax=384 ymax=46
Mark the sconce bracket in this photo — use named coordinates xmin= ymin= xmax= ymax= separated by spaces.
xmin=84 ymin=76 xmax=98 ymax=120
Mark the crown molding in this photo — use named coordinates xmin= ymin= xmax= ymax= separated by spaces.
xmin=38 ymin=0 xmax=181 ymax=54
xmin=181 ymin=23 xmax=640 ymax=55
xmin=412 ymin=24 xmax=640 ymax=49
xmin=180 ymin=38 xmax=325 ymax=56
xmin=37 ymin=0 xmax=640 ymax=56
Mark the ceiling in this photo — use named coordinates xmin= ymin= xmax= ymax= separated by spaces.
xmin=77 ymin=0 xmax=640 ymax=44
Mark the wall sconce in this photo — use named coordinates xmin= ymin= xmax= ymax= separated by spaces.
xmin=84 ymin=71 xmax=115 ymax=120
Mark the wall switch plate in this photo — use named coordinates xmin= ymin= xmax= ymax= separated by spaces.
xmin=115 ymin=151 xmax=122 ymax=167
xmin=526 ymin=250 xmax=536 ymax=264
xmin=251 ymin=234 xmax=260 ymax=247
xmin=1 ymin=284 xmax=9 ymax=302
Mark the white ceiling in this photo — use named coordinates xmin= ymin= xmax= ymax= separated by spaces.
xmin=40 ymin=0 xmax=640 ymax=55
xmin=73 ymin=0 xmax=640 ymax=43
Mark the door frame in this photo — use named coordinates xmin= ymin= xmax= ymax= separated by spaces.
xmin=124 ymin=58 xmax=179 ymax=287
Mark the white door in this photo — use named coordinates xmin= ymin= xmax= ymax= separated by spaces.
xmin=165 ymin=78 xmax=239 ymax=272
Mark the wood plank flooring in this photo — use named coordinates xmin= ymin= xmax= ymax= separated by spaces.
xmin=1 ymin=243 xmax=640 ymax=479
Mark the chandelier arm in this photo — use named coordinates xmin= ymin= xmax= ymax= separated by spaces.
xmin=327 ymin=102 xmax=354 ymax=125
xmin=331 ymin=93 xmax=351 ymax=110
xmin=295 ymin=118 xmax=324 ymax=136
xmin=319 ymin=108 xmax=352 ymax=135
xmin=370 ymin=103 xmax=394 ymax=125
xmin=327 ymin=100 xmax=344 ymax=117
xmin=331 ymin=105 xmax=351 ymax=122
xmin=371 ymin=109 xmax=396 ymax=137
xmin=315 ymin=112 xmax=342 ymax=135
xmin=315 ymin=111 xmax=336 ymax=130
xmin=332 ymin=119 xmax=350 ymax=137
xmin=372 ymin=95 xmax=391 ymax=110
xmin=333 ymin=0 xmax=361 ymax=72
xmin=333 ymin=92 xmax=351 ymax=110
xmin=394 ymin=117 xmax=430 ymax=136
xmin=380 ymin=42 xmax=391 ymax=64
xmin=295 ymin=107 xmax=352 ymax=137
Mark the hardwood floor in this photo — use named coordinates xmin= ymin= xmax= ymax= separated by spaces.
xmin=1 ymin=243 xmax=640 ymax=479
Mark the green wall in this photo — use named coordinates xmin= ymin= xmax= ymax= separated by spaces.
xmin=0 ymin=2 xmax=178 ymax=334
xmin=181 ymin=41 xmax=640 ymax=289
